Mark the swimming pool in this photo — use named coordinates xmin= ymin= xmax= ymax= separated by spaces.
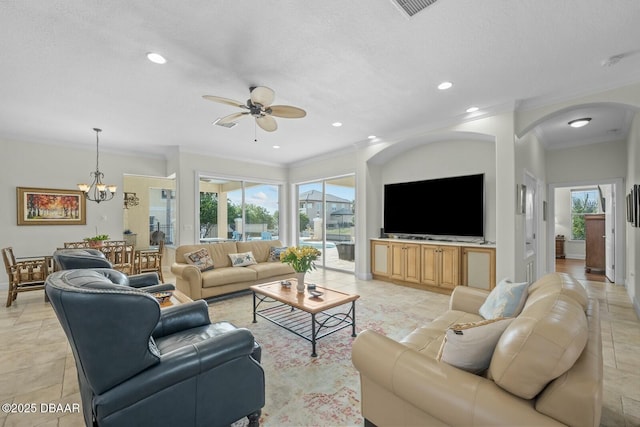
xmin=300 ymin=241 xmax=337 ymax=249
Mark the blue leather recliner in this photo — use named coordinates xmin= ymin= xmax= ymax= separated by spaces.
xmin=52 ymin=248 xmax=173 ymax=293
xmin=45 ymin=269 xmax=265 ymax=427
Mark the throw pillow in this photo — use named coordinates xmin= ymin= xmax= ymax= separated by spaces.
xmin=479 ymin=278 xmax=529 ymax=319
xmin=229 ymin=251 xmax=258 ymax=267
xmin=268 ymin=246 xmax=288 ymax=262
xmin=184 ymin=248 xmax=214 ymax=272
xmin=437 ymin=317 xmax=514 ymax=374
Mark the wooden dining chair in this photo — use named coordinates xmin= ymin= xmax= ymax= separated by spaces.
xmin=64 ymin=241 xmax=90 ymax=248
xmin=135 ymin=240 xmax=164 ymax=282
xmin=102 ymin=240 xmax=127 ymax=247
xmin=99 ymin=243 xmax=134 ymax=275
xmin=2 ymin=247 xmax=50 ymax=307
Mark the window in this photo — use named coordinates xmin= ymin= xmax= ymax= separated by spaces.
xmin=240 ymin=181 xmax=279 ymax=240
xmin=149 ymin=188 xmax=176 ymax=244
xmin=198 ymin=176 xmax=279 ymax=242
xmin=570 ymin=188 xmax=600 ymax=240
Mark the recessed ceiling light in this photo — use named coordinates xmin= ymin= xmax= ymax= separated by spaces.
xmin=437 ymin=81 xmax=453 ymax=90
xmin=332 ymin=122 xmax=343 ymax=127
xmin=466 ymin=106 xmax=479 ymax=113
xmin=368 ymin=135 xmax=376 ymax=139
xmin=568 ymin=118 xmax=592 ymax=128
xmin=273 ymin=145 xmax=280 ymax=149
xmin=146 ymin=52 xmax=166 ymax=64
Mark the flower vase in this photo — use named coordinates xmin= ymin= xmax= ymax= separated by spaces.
xmin=295 ymin=272 xmax=306 ymax=293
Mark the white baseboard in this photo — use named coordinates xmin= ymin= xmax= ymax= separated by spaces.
xmin=357 ymin=272 xmax=372 ymax=281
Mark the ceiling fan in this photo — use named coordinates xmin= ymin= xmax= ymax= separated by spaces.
xmin=203 ymin=86 xmax=306 ymax=132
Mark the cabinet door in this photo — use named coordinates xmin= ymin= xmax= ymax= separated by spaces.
xmin=462 ymin=247 xmax=496 ymax=290
xmin=420 ymin=245 xmax=438 ymax=286
xmin=404 ymin=244 xmax=421 ymax=283
xmin=389 ymin=243 xmax=405 ymax=280
xmin=371 ymin=241 xmax=390 ymax=277
xmin=439 ymin=246 xmax=460 ymax=289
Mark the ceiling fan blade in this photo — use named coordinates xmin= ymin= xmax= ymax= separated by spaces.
xmin=202 ymin=95 xmax=247 ymax=109
xmin=250 ymin=86 xmax=275 ymax=107
xmin=256 ymin=115 xmax=278 ymax=132
xmin=269 ymin=105 xmax=307 ymax=118
xmin=217 ymin=112 xmax=249 ymax=124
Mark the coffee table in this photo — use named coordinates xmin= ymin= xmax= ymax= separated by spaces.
xmin=250 ymin=280 xmax=360 ymax=357
xmin=157 ymin=289 xmax=192 ymax=308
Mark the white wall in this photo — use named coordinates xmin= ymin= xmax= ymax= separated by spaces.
xmin=547 ymin=140 xmax=627 ymax=184
xmin=514 ymin=129 xmax=547 ymax=279
xmin=379 ymin=139 xmax=496 ymax=242
xmin=626 ymin=112 xmax=640 ymax=315
xmin=0 ymin=139 xmax=166 ymax=263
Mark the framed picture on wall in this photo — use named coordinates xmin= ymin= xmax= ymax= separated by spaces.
xmin=516 ymin=184 xmax=526 ymax=214
xmin=631 ymin=184 xmax=640 ymax=227
xmin=16 ymin=187 xmax=86 ymax=225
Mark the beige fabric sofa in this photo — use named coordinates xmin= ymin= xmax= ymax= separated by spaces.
xmin=171 ymin=240 xmax=295 ymax=300
xmin=352 ymin=273 xmax=602 ymax=427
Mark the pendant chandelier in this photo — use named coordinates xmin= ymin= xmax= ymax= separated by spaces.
xmin=78 ymin=128 xmax=117 ymax=203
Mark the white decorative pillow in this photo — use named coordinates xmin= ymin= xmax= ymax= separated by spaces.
xmin=229 ymin=251 xmax=257 ymax=267
xmin=184 ymin=248 xmax=214 ymax=272
xmin=268 ymin=246 xmax=288 ymax=262
xmin=437 ymin=317 xmax=514 ymax=374
xmin=479 ymin=278 xmax=529 ymax=319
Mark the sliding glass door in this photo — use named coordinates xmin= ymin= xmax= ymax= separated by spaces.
xmin=297 ymin=175 xmax=355 ymax=272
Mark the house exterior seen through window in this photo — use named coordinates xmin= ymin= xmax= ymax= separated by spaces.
xmin=570 ymin=188 xmax=600 ymax=240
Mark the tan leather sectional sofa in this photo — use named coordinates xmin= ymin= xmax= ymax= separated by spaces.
xmin=352 ymin=272 xmax=602 ymax=427
xmin=171 ymin=240 xmax=295 ymax=300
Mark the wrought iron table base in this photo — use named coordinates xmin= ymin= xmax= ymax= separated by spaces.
xmin=252 ymin=293 xmax=357 ymax=357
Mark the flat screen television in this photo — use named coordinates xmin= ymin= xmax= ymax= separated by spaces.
xmin=383 ymin=173 xmax=485 ymax=239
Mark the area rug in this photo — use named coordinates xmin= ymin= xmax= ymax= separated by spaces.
xmin=210 ymin=280 xmax=449 ymax=426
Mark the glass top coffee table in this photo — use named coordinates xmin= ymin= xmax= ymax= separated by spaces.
xmin=250 ymin=280 xmax=360 ymax=357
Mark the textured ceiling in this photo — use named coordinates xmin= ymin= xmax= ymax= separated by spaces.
xmin=1 ymin=1 xmax=639 ymax=165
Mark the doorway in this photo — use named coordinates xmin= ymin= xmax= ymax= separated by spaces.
xmin=549 ymin=179 xmax=623 ymax=283
xmin=123 ymin=174 xmax=176 ymax=249
xmin=555 ymin=258 xmax=607 ymax=282
xmin=296 ymin=175 xmax=355 ymax=273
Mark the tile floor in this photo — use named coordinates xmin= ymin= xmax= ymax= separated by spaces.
xmin=0 ymin=269 xmax=639 ymax=426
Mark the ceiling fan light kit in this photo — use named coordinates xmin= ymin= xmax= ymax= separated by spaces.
xmin=203 ymin=86 xmax=306 ymax=133
xmin=213 ymin=118 xmax=237 ymax=128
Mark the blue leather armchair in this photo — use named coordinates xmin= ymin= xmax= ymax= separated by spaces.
xmin=46 ymin=269 xmax=265 ymax=427
xmin=53 ymin=248 xmax=173 ymax=293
